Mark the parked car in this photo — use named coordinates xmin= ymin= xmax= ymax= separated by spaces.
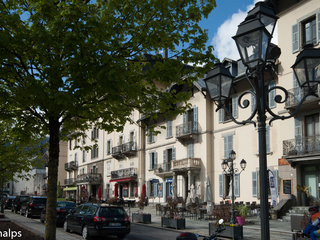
xmin=40 ymin=201 xmax=76 ymax=225
xmin=20 ymin=196 xmax=47 ymax=218
xmin=64 ymin=203 xmax=131 ymax=239
xmin=4 ymin=196 xmax=15 ymax=209
xmin=12 ymin=195 xmax=29 ymax=213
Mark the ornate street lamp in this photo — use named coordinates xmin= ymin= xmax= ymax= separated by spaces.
xmin=221 ymin=150 xmax=247 ymax=240
xmin=205 ymin=4 xmax=320 ymax=240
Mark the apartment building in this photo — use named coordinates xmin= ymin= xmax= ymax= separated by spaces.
xmin=66 ymin=0 xmax=320 ymax=207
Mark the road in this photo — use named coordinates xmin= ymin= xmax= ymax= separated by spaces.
xmin=3 ymin=210 xmax=182 ymax=240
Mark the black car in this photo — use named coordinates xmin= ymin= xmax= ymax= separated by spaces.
xmin=64 ymin=203 xmax=131 ymax=239
xmin=12 ymin=195 xmax=29 ymax=213
xmin=4 ymin=196 xmax=15 ymax=209
xmin=40 ymin=201 xmax=76 ymax=225
xmin=20 ymin=196 xmax=47 ymax=218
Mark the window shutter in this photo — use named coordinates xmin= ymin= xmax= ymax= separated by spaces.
xmin=269 ymin=81 xmax=276 ymax=108
xmin=234 ymin=174 xmax=240 ymax=197
xmin=219 ymin=109 xmax=223 ymax=123
xmin=154 ymin=183 xmax=158 ymax=197
xmin=154 ymin=152 xmax=157 ymax=165
xmin=219 ymin=174 xmax=224 ymax=197
xmin=163 ymin=150 xmax=167 ymax=171
xmin=149 ymin=153 xmax=152 ymax=170
xmin=146 ymin=183 xmax=149 ymax=197
xmin=251 ymin=91 xmax=256 ymax=114
xmin=183 ymin=113 xmax=187 ymax=134
xmin=147 ymin=130 xmax=150 ymax=144
xmin=252 ymin=171 xmax=258 ymax=197
xmin=318 ymin=13 xmax=320 ymax=43
xmin=224 ymin=136 xmax=227 ymax=158
xmin=172 ymin=148 xmax=176 ymax=160
xmin=266 ymin=126 xmax=270 ymax=153
xmin=292 ymin=23 xmax=299 ymax=53
xmin=193 ymin=107 xmax=198 ymax=132
xmin=224 ymin=135 xmax=233 ymax=158
xmin=232 ymin=95 xmax=238 ymax=119
xmin=295 ymin=116 xmax=302 ymax=152
xmin=271 ymin=170 xmax=278 ymax=196
xmin=167 ymin=120 xmax=172 ymax=138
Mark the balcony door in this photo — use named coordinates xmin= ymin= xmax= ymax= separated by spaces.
xmin=305 ymin=114 xmax=320 ymax=152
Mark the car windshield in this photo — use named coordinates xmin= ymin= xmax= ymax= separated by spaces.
xmin=57 ymin=202 xmax=75 ymax=208
xmin=33 ymin=198 xmax=46 ymax=204
xmin=99 ymin=207 xmax=127 ymax=217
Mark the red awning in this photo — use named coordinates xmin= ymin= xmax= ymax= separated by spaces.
xmin=110 ymin=177 xmax=134 ymax=183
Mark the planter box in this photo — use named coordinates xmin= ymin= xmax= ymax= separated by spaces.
xmin=161 ymin=217 xmax=185 ymax=229
xmin=132 ymin=213 xmax=151 ymax=224
xmin=209 ymin=223 xmax=243 ymax=239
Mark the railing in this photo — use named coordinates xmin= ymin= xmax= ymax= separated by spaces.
xmin=122 ymin=141 xmax=137 ymax=152
xmin=111 ymin=167 xmax=137 ymax=179
xmin=71 ymin=161 xmax=78 ymax=170
xmin=283 ymin=135 xmax=320 ymax=156
xmin=285 ymin=87 xmax=320 ymax=107
xmin=171 ymin=158 xmax=201 ymax=170
xmin=76 ymin=173 xmax=102 ymax=183
xmin=176 ymin=121 xmax=200 ymax=137
xmin=64 ymin=178 xmax=75 ymax=185
xmin=154 ymin=162 xmax=172 ymax=174
xmin=112 ymin=141 xmax=137 ymax=158
xmin=65 ymin=161 xmax=76 ymax=171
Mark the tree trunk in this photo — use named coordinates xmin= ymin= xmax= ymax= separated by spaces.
xmin=45 ymin=119 xmax=60 ymax=240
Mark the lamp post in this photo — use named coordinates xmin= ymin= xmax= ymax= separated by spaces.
xmin=204 ymin=2 xmax=320 ymax=240
xmin=221 ymin=150 xmax=246 ymax=236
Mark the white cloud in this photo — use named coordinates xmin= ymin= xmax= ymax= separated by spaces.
xmin=210 ymin=0 xmax=281 ymax=61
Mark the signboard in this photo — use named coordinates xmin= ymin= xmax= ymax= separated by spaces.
xmin=152 ymin=179 xmax=159 ymax=183
xmin=268 ymin=170 xmax=278 ymax=208
xmin=166 ymin=178 xmax=172 ymax=183
xmin=282 ymin=179 xmax=292 ymax=195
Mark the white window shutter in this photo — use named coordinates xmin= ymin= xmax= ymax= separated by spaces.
xmin=224 ymin=136 xmax=227 ymax=158
xmin=219 ymin=174 xmax=224 ymax=197
xmin=172 ymin=148 xmax=176 ymax=160
xmin=232 ymin=95 xmax=238 ymax=119
xmin=252 ymin=172 xmax=258 ymax=197
xmin=292 ymin=23 xmax=299 ymax=53
xmin=234 ymin=174 xmax=240 ymax=197
xmin=154 ymin=152 xmax=157 ymax=165
xmin=149 ymin=153 xmax=152 ymax=170
xmin=193 ymin=107 xmax=198 ymax=132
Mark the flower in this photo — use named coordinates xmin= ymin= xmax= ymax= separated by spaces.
xmin=209 ymin=221 xmax=242 ymax=227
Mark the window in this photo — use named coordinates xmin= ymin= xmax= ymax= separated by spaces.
xmin=82 ymin=150 xmax=86 ymax=162
xmin=182 ymin=107 xmax=198 ymax=133
xmin=91 ymin=127 xmax=99 ymax=140
xmin=252 ymin=170 xmax=278 ymax=198
xmin=219 ymin=174 xmax=240 ymax=198
xmin=130 ymin=157 xmax=134 ymax=168
xmin=91 ymin=147 xmax=99 ymax=159
xmin=149 ymin=152 xmax=157 ymax=170
xmin=69 ymin=139 xmax=72 ymax=150
xmin=219 ymin=95 xmax=238 ymax=123
xmin=292 ymin=13 xmax=320 ymax=53
xmin=187 ymin=141 xmax=194 ymax=158
xmin=167 ymin=119 xmax=172 ymax=138
xmin=106 ymin=161 xmax=111 ymax=176
xmin=147 ymin=129 xmax=155 ymax=144
xmin=223 ymin=134 xmax=233 ymax=159
xmin=163 ymin=148 xmax=175 ymax=171
xmin=106 ymin=140 xmax=112 ymax=155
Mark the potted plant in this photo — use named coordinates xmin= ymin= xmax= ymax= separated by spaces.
xmin=132 ymin=210 xmax=151 ymax=224
xmin=161 ymin=196 xmax=185 ymax=229
xmin=209 ymin=221 xmax=243 ymax=240
xmin=235 ymin=204 xmax=249 ymax=225
xmin=297 ymin=185 xmax=310 ymax=206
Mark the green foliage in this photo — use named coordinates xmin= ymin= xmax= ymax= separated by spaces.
xmin=297 ymin=185 xmax=310 ymax=197
xmin=0 ymin=1 xmax=216 ymax=239
xmin=235 ymin=204 xmax=249 ymax=219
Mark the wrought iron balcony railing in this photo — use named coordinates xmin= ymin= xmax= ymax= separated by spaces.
xmin=111 ymin=167 xmax=137 ymax=179
xmin=76 ymin=173 xmax=102 ymax=183
xmin=112 ymin=141 xmax=137 ymax=159
xmin=285 ymin=87 xmax=320 ymax=107
xmin=176 ymin=121 xmax=200 ymax=137
xmin=283 ymin=135 xmax=320 ymax=156
xmin=64 ymin=178 xmax=76 ymax=185
xmin=65 ymin=161 xmax=75 ymax=171
xmin=171 ymin=158 xmax=201 ymax=171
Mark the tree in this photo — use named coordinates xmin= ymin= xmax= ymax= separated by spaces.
xmin=0 ymin=1 xmax=216 ymax=239
xmin=0 ymin=120 xmax=45 ymax=183
xmin=57 ymin=181 xmax=62 ymax=198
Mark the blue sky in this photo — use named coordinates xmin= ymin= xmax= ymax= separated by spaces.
xmin=199 ymin=0 xmax=278 ymax=61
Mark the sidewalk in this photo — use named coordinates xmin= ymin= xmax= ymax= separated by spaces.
xmin=131 ymin=205 xmax=294 ymax=240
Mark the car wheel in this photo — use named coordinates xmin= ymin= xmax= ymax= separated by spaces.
xmin=82 ymin=225 xmax=91 ymax=239
xmin=63 ymin=220 xmax=70 ymax=232
xmin=117 ymin=235 xmax=126 ymax=239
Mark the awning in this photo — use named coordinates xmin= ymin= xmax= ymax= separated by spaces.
xmin=63 ymin=187 xmax=77 ymax=191
xmin=109 ymin=177 xmax=134 ymax=183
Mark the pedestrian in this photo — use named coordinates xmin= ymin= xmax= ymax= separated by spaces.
xmin=300 ymin=206 xmax=320 ymax=240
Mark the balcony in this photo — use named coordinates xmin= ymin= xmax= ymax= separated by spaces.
xmin=285 ymin=87 xmax=320 ymax=111
xmin=283 ymin=135 xmax=320 ymax=156
xmin=171 ymin=158 xmax=201 ymax=172
xmin=110 ymin=168 xmax=137 ymax=182
xmin=154 ymin=162 xmax=172 ymax=175
xmin=176 ymin=121 xmax=201 ymax=143
xmin=76 ymin=173 xmax=102 ymax=184
xmin=65 ymin=161 xmax=78 ymax=171
xmin=64 ymin=178 xmax=76 ymax=186
xmin=122 ymin=141 xmax=137 ymax=156
xmin=112 ymin=145 xmax=125 ymax=159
